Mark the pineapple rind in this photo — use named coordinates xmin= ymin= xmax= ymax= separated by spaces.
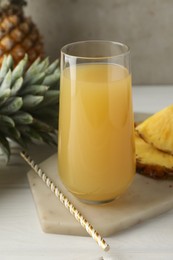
xmin=0 ymin=2 xmax=44 ymax=66
xmin=135 ymin=130 xmax=173 ymax=178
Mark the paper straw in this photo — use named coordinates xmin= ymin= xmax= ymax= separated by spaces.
xmin=20 ymin=151 xmax=110 ymax=252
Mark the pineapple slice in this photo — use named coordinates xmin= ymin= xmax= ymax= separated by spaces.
xmin=135 ymin=130 xmax=173 ymax=178
xmin=136 ymin=105 xmax=173 ymax=154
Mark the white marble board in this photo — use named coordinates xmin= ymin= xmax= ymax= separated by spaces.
xmin=27 ymin=153 xmax=173 ymax=237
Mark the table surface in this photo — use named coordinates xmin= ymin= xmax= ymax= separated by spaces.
xmin=1 ymin=86 xmax=173 ymax=260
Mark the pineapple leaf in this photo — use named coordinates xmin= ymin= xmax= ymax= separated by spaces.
xmin=45 ymin=59 xmax=59 ymax=75
xmin=12 ymin=112 xmax=33 ymax=125
xmin=0 ymin=126 xmax=21 ymax=140
xmin=0 ymin=89 xmax=11 ymax=106
xmin=25 ymin=57 xmax=41 ymax=75
xmin=36 ymin=57 xmax=49 ymax=72
xmin=40 ymin=132 xmax=57 ymax=146
xmin=33 ymin=118 xmax=54 ymax=132
xmin=0 ymin=135 xmax=10 ymax=163
xmin=33 ymin=106 xmax=58 ymax=128
xmin=1 ymin=70 xmax=12 ymax=90
xmin=11 ymin=77 xmax=23 ymax=96
xmin=28 ymin=57 xmax=41 ymax=69
xmin=0 ymin=56 xmax=8 ymax=84
xmin=0 ymin=97 xmax=23 ymax=114
xmin=0 ymin=56 xmax=13 ymax=85
xmin=28 ymin=130 xmax=43 ymax=142
xmin=11 ymin=55 xmax=28 ymax=85
xmin=43 ymin=71 xmax=60 ymax=86
xmin=34 ymin=107 xmax=58 ymax=117
xmin=23 ymin=58 xmax=42 ymax=85
xmin=9 ymin=128 xmax=21 ymax=140
xmin=22 ymin=95 xmax=43 ymax=109
xmin=20 ymin=126 xmax=43 ymax=142
xmin=13 ymin=134 xmax=27 ymax=149
xmin=0 ymin=115 xmax=15 ymax=127
xmin=6 ymin=55 xmax=13 ymax=70
xmin=24 ymin=72 xmax=45 ymax=86
xmin=20 ymin=85 xmax=49 ymax=95
xmin=40 ymin=90 xmax=59 ymax=106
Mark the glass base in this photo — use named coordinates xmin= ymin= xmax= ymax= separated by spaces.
xmin=78 ymin=197 xmax=118 ymax=205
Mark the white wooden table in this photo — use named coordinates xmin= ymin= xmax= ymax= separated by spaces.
xmin=1 ymin=86 xmax=173 ymax=260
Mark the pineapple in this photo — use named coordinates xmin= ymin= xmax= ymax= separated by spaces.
xmin=135 ymin=130 xmax=173 ymax=178
xmin=136 ymin=105 xmax=173 ymax=155
xmin=0 ymin=0 xmax=44 ymax=66
xmin=0 ymin=54 xmax=59 ymax=163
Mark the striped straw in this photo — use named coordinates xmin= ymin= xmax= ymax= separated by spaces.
xmin=20 ymin=151 xmax=110 ymax=252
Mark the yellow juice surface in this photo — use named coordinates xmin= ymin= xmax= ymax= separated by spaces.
xmin=58 ymin=63 xmax=135 ymax=202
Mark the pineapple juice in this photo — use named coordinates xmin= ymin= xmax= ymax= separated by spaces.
xmin=58 ymin=63 xmax=135 ymax=202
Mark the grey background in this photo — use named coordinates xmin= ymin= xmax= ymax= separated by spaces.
xmin=26 ymin=0 xmax=173 ymax=85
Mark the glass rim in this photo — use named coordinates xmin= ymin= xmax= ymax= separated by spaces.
xmin=61 ymin=40 xmax=130 ymax=60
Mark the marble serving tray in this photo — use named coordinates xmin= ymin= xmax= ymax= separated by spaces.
xmin=27 ymin=152 xmax=173 ymax=237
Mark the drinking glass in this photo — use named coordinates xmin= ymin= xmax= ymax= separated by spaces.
xmin=58 ymin=40 xmax=135 ymax=204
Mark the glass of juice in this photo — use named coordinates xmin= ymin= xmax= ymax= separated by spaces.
xmin=58 ymin=40 xmax=135 ymax=204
